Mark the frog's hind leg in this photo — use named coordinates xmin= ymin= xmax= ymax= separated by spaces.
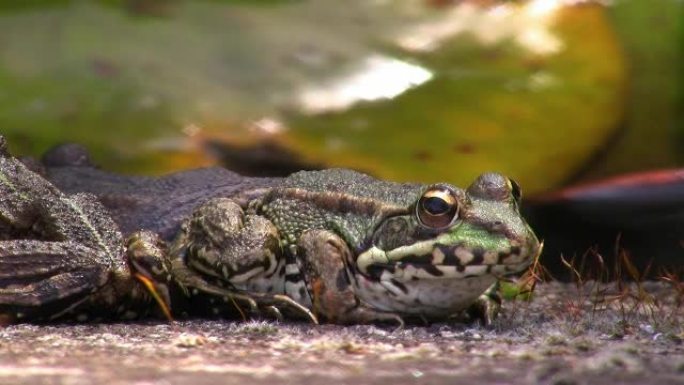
xmin=0 ymin=144 xmax=128 ymax=322
xmin=297 ymin=230 xmax=403 ymax=326
xmin=169 ymin=197 xmax=318 ymax=323
xmin=0 ymin=240 xmax=110 ymax=322
xmin=0 ymin=147 xmax=124 ymax=255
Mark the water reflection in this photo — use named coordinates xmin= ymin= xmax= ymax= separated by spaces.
xmin=296 ymin=55 xmax=433 ymax=114
xmin=397 ymin=0 xmax=564 ymax=55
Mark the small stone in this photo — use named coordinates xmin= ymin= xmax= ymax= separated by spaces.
xmin=173 ymin=333 xmax=208 ymax=348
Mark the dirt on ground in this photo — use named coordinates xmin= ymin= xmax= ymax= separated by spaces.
xmin=0 ymin=282 xmax=682 ymax=385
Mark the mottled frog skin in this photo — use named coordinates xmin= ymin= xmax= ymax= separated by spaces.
xmin=0 ymin=139 xmax=540 ymax=325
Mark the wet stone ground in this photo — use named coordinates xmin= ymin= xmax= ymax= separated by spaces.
xmin=0 ymin=282 xmax=683 ymax=385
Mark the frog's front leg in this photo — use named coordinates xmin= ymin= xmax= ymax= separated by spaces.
xmin=465 ymin=283 xmax=501 ymax=326
xmin=169 ymin=197 xmax=317 ymax=322
xmin=297 ymin=230 xmax=403 ymax=326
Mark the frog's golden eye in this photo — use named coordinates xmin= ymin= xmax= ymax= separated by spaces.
xmin=416 ymin=186 xmax=459 ymax=229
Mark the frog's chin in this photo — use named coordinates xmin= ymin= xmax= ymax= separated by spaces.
xmin=352 ymin=244 xmax=535 ymax=316
xmin=352 ymin=270 xmax=498 ymax=317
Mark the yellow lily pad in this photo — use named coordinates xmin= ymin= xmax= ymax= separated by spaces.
xmin=0 ymin=1 xmax=626 ymax=192
xmin=273 ymin=3 xmax=626 ymax=193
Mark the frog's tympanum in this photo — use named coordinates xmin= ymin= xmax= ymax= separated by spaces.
xmin=0 ymin=137 xmax=540 ymax=326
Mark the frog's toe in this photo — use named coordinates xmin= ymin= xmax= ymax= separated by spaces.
xmin=210 ymin=288 xmax=260 ymax=319
xmin=376 ymin=313 xmax=405 ymax=330
xmin=211 ymin=290 xmax=318 ymax=324
xmin=251 ymin=293 xmax=319 ymax=324
xmin=260 ymin=305 xmax=284 ymax=322
xmin=344 ymin=308 xmax=405 ymax=328
xmin=465 ymin=287 xmax=502 ymax=327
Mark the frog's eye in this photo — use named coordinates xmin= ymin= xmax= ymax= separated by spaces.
xmin=416 ymin=186 xmax=459 ymax=229
xmin=510 ymin=179 xmax=522 ymax=203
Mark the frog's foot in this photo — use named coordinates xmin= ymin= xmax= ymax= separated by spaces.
xmin=464 ymin=283 xmax=501 ymax=327
xmin=298 ymin=230 xmax=404 ymax=327
xmin=170 ymin=262 xmax=318 ymax=323
xmin=168 ymin=258 xmax=256 ymax=314
xmin=171 ymin=257 xmax=319 ymax=323
xmin=168 ymin=197 xmax=319 ymax=323
xmin=0 ymin=240 xmax=114 ymax=321
xmin=248 ymin=292 xmax=318 ymax=324
xmin=126 ymin=231 xmax=175 ymax=320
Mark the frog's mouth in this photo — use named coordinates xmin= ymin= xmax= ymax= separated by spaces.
xmin=355 ymin=234 xmax=538 ymax=282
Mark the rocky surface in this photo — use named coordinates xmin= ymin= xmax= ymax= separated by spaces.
xmin=0 ymin=282 xmax=682 ymax=385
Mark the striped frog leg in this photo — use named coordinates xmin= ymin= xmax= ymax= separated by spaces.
xmin=167 ymin=197 xmax=318 ymax=323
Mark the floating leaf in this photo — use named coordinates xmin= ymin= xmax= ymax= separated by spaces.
xmin=0 ymin=1 xmax=626 ymax=192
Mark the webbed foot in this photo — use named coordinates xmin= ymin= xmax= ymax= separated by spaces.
xmin=465 ymin=283 xmax=502 ymax=326
xmin=169 ymin=262 xmax=319 ymax=323
xmin=167 ymin=197 xmax=320 ymax=323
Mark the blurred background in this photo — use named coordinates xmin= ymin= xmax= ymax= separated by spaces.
xmin=0 ymin=0 xmax=682 ymax=275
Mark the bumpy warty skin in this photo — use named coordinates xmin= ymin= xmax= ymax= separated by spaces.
xmin=0 ymin=141 xmax=539 ymax=324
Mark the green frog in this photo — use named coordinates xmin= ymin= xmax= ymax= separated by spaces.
xmin=0 ymin=138 xmax=540 ymax=325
